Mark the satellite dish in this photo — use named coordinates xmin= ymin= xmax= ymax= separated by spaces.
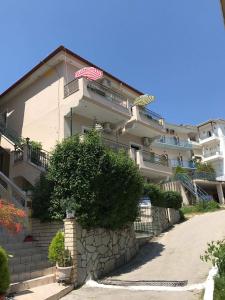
xmin=133 ymin=94 xmax=155 ymax=106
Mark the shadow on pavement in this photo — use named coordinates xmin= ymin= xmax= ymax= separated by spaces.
xmin=108 ymin=241 xmax=165 ymax=277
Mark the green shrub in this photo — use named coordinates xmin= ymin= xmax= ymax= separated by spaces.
xmin=174 ymin=166 xmax=188 ymax=175
xmin=143 ymin=183 xmax=163 ymax=207
xmin=214 ymin=275 xmax=225 ymax=300
xmin=31 ymin=173 xmax=54 ymax=221
xmin=201 ymin=239 xmax=225 ymax=276
xmin=0 ymin=247 xmax=10 ymax=295
xmin=48 ymin=131 xmax=143 ymax=229
xmin=196 ymin=200 xmax=220 ymax=212
xmin=196 ymin=162 xmax=215 ymax=174
xmin=162 ymin=191 xmax=182 ymax=210
xmin=48 ymin=231 xmax=72 ymax=267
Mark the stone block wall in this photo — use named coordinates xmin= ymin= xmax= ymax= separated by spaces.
xmin=64 ymin=220 xmax=138 ymax=286
xmin=32 ymin=218 xmax=63 ymax=252
xmin=168 ymin=208 xmax=180 ymax=225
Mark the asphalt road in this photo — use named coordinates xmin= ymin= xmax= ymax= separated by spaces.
xmin=62 ymin=210 xmax=225 ymax=300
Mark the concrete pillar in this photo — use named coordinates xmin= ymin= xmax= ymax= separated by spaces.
xmin=216 ymin=183 xmax=225 ymax=205
xmin=136 ymin=150 xmax=143 ymax=167
xmin=64 ymin=218 xmax=78 ymax=287
xmin=9 ymin=151 xmax=15 ymax=180
xmin=23 ymin=144 xmax=28 ymax=162
xmin=193 ymin=182 xmax=199 ymax=203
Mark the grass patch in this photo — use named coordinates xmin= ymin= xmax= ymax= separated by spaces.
xmin=181 ymin=200 xmax=220 ymax=216
xmin=214 ymin=275 xmax=225 ymax=300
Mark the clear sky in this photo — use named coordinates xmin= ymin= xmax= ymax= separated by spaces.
xmin=0 ymin=0 xmax=225 ymax=125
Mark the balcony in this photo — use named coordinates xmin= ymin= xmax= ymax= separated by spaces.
xmin=63 ymin=78 xmax=131 ymax=125
xmin=125 ymin=105 xmax=165 ymax=138
xmin=199 ymin=133 xmax=220 ymax=145
xmin=170 ymin=159 xmax=196 ymax=169
xmin=154 ymin=136 xmax=193 ymax=150
xmin=202 ymin=150 xmax=223 ymax=163
xmin=138 ymin=150 xmax=172 ymax=179
xmin=102 ymin=138 xmax=172 ymax=179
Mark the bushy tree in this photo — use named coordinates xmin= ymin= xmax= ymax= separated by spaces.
xmin=196 ymin=162 xmax=215 ymax=174
xmin=31 ymin=173 xmax=54 ymax=221
xmin=0 ymin=247 xmax=10 ymax=295
xmin=48 ymin=131 xmax=143 ymax=229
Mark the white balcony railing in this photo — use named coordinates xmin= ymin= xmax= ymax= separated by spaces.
xmin=204 ymin=150 xmax=223 ymax=158
xmin=156 ymin=136 xmax=192 ymax=149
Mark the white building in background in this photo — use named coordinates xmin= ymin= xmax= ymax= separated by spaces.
xmin=197 ymin=120 xmax=225 ymax=181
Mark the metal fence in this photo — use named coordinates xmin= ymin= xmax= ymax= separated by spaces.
xmin=134 ymin=205 xmax=154 ymax=237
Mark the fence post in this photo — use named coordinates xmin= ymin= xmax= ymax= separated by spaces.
xmin=64 ymin=218 xmax=78 ymax=287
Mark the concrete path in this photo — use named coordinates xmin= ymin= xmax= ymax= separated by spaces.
xmin=62 ymin=210 xmax=225 ymax=300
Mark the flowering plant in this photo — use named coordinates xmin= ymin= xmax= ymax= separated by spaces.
xmin=0 ymin=200 xmax=27 ymax=233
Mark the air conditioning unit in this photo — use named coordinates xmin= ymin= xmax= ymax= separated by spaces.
xmin=142 ymin=137 xmax=150 ymax=147
xmin=103 ymin=122 xmax=112 ymax=134
xmin=95 ymin=123 xmax=103 ymax=132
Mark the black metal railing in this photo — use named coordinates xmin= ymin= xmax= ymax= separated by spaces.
xmin=103 ymin=138 xmax=129 ymax=153
xmin=87 ymin=81 xmax=129 ymax=108
xmin=139 ymin=107 xmax=164 ymax=127
xmin=142 ymin=151 xmax=169 ymax=167
xmin=27 ymin=146 xmax=50 ymax=169
xmin=64 ymin=79 xmax=79 ymax=98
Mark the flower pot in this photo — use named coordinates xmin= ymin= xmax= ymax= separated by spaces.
xmin=56 ymin=264 xmax=73 ymax=283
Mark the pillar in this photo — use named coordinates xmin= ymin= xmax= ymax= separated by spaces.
xmin=64 ymin=218 xmax=78 ymax=286
xmin=216 ymin=183 xmax=225 ymax=205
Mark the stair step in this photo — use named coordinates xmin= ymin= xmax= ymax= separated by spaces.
xmin=10 ymin=266 xmax=55 ymax=284
xmin=10 ymin=273 xmax=56 ymax=294
xmin=12 ymin=282 xmax=74 ymax=300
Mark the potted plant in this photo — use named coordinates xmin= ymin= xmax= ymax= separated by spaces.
xmin=0 ymin=247 xmax=10 ymax=300
xmin=48 ymin=231 xmax=73 ymax=283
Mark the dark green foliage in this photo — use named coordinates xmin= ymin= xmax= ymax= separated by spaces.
xmin=143 ymin=183 xmax=163 ymax=207
xmin=196 ymin=162 xmax=215 ymax=174
xmin=181 ymin=201 xmax=220 ymax=215
xmin=174 ymin=166 xmax=188 ymax=175
xmin=48 ymin=231 xmax=72 ymax=267
xmin=31 ymin=173 xmax=54 ymax=221
xmin=162 ymin=191 xmax=182 ymax=210
xmin=144 ymin=184 xmax=182 ymax=209
xmin=0 ymin=247 xmax=10 ymax=295
xmin=48 ymin=131 xmax=143 ymax=229
xmin=214 ymin=275 xmax=225 ymax=300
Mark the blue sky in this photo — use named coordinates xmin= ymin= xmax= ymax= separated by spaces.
xmin=0 ymin=0 xmax=225 ymax=125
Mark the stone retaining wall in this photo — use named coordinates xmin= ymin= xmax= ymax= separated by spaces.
xmin=64 ymin=220 xmax=138 ymax=286
xmin=32 ymin=218 xmax=63 ymax=252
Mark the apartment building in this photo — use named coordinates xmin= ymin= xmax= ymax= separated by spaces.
xmin=0 ymin=46 xmax=224 ymax=206
xmin=0 ymin=46 xmax=174 ymax=196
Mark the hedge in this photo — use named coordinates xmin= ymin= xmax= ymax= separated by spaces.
xmin=144 ymin=183 xmax=182 ymax=209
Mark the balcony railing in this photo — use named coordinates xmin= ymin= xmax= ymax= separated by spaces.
xmin=64 ymin=79 xmax=79 ymax=98
xmin=138 ymin=107 xmax=164 ymax=127
xmin=103 ymin=138 xmax=129 ymax=153
xmin=192 ymin=172 xmax=216 ymax=181
xmin=87 ymin=81 xmax=129 ymax=108
xmin=27 ymin=146 xmax=50 ymax=170
xmin=156 ymin=136 xmax=192 ymax=148
xmin=204 ymin=150 xmax=222 ymax=158
xmin=170 ymin=159 xmax=195 ymax=169
xmin=142 ymin=151 xmax=169 ymax=167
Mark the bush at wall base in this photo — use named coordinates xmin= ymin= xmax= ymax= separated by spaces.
xmin=48 ymin=231 xmax=73 ymax=283
xmin=0 ymin=247 xmax=10 ymax=300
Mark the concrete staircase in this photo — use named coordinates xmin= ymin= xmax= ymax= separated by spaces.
xmin=0 ymin=226 xmax=55 ymax=293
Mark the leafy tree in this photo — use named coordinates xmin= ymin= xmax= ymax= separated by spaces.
xmin=31 ymin=173 xmax=54 ymax=221
xmin=196 ymin=162 xmax=215 ymax=174
xmin=48 ymin=131 xmax=143 ymax=229
xmin=0 ymin=247 xmax=10 ymax=295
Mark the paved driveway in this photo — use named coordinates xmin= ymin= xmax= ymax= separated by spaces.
xmin=62 ymin=210 xmax=225 ymax=300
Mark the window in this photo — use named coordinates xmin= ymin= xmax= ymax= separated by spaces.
xmin=207 ymin=131 xmax=212 ymax=137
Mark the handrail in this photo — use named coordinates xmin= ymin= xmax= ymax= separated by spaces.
xmin=64 ymin=79 xmax=79 ymax=98
xmin=175 ymin=173 xmax=213 ymax=201
xmin=142 ymin=150 xmax=169 ymax=167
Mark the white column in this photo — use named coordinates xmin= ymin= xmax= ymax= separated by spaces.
xmin=216 ymin=183 xmax=224 ymax=205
